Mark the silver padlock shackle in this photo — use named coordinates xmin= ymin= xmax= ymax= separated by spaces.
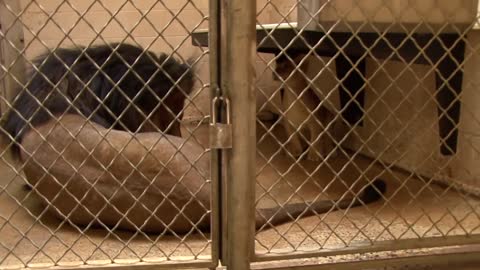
xmin=211 ymin=96 xmax=231 ymax=125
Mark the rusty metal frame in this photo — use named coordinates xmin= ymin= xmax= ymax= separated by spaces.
xmin=223 ymin=0 xmax=257 ymax=268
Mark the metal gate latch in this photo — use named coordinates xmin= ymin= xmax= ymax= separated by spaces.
xmin=210 ymin=96 xmax=232 ymax=149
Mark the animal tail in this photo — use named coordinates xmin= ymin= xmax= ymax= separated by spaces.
xmin=255 ymin=179 xmax=387 ymax=230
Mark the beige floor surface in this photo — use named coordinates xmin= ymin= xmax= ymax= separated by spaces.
xmin=1 ymin=121 xmax=479 ymax=268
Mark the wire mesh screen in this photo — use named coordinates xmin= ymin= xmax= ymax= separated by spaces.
xmin=254 ymin=0 xmax=480 ymax=258
xmin=0 ymin=0 xmax=214 ymax=268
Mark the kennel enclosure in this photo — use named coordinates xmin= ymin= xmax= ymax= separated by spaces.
xmin=2 ymin=0 xmax=480 ymax=269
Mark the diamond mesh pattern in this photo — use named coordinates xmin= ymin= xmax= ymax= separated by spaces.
xmin=0 ymin=0 xmax=213 ymax=268
xmin=3 ymin=0 xmax=480 ymax=268
xmin=254 ymin=0 xmax=480 ymax=258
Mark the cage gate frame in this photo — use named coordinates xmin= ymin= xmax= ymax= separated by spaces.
xmin=0 ymin=0 xmax=220 ymax=269
xmin=212 ymin=0 xmax=480 ymax=269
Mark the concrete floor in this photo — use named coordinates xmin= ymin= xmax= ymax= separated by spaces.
xmin=1 ymin=120 xmax=480 ymax=268
xmin=255 ymin=121 xmax=480 ymax=254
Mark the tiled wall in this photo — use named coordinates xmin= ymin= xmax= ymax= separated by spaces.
xmin=20 ymin=0 xmax=209 ymax=57
xmin=19 ymin=0 xmax=210 ymax=119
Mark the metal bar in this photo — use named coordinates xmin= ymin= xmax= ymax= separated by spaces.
xmin=0 ymin=0 xmax=25 ymax=117
xmin=208 ymin=0 xmax=222 ymax=266
xmin=250 ymin=246 xmax=480 ymax=270
xmin=218 ymin=0 xmax=229 ymax=263
xmin=254 ymin=234 xmax=480 ymax=262
xmin=225 ymin=0 xmax=256 ymax=268
xmin=4 ymin=259 xmax=216 ymax=270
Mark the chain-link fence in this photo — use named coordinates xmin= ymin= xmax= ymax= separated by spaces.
xmin=2 ymin=0 xmax=480 ymax=269
xmin=253 ymin=0 xmax=480 ymax=263
xmin=0 ymin=0 xmax=216 ymax=268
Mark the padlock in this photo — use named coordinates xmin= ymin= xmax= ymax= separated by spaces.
xmin=210 ymin=96 xmax=232 ymax=149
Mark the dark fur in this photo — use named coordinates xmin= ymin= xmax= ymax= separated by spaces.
xmin=1 ymin=43 xmax=194 ymax=159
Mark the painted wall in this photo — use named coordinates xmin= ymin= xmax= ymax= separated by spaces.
xmin=18 ymin=0 xmax=210 ymax=120
xmin=296 ymin=31 xmax=480 ymax=191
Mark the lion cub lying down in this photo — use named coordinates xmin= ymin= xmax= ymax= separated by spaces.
xmin=274 ymin=53 xmax=338 ymax=161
